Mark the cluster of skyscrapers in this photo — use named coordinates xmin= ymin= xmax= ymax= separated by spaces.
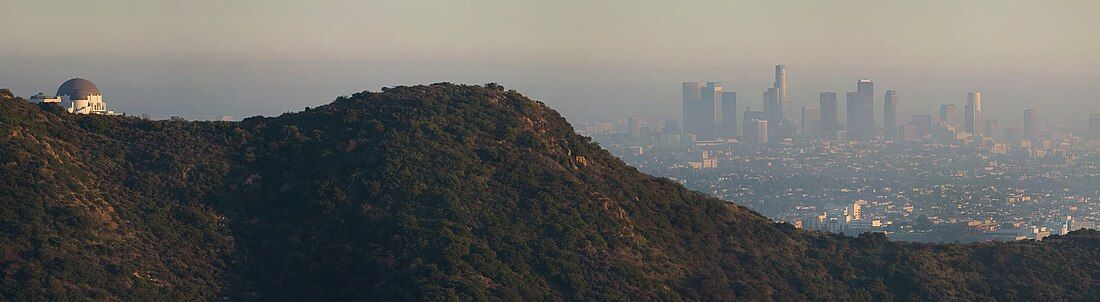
xmin=681 ymin=82 xmax=737 ymax=141
xmin=682 ymin=65 xmax=889 ymax=143
xmin=681 ymin=65 xmax=797 ymax=143
xmin=680 ymin=65 xmax=1062 ymax=144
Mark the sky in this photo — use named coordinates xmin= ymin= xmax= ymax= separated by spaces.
xmin=2 ymin=0 xmax=1099 ymax=125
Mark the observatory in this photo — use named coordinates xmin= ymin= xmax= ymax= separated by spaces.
xmin=46 ymin=78 xmax=115 ymax=115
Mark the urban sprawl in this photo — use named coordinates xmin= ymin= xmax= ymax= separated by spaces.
xmin=579 ymin=65 xmax=1100 ymax=243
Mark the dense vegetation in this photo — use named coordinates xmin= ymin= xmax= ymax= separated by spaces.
xmin=1 ymin=84 xmax=1098 ymax=301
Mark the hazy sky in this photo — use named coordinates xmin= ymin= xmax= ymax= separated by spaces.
xmin=2 ymin=0 xmax=1099 ymax=125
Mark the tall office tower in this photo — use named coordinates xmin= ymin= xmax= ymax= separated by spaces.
xmin=1091 ymin=114 xmax=1100 ymax=139
xmin=1023 ymin=109 xmax=1040 ymax=141
xmin=820 ymin=92 xmax=839 ymax=138
xmin=912 ymin=114 xmax=933 ymax=138
xmin=965 ymin=91 xmax=982 ymax=135
xmin=774 ymin=65 xmax=792 ymax=125
xmin=698 ymin=82 xmax=723 ymax=140
xmin=846 ymin=92 xmax=857 ymax=134
xmin=845 ymin=80 xmax=874 ymax=140
xmin=682 ymin=82 xmax=703 ymax=138
xmin=774 ymin=65 xmax=792 ymax=140
xmin=628 ymin=116 xmax=643 ymax=140
xmin=743 ymin=109 xmax=768 ymax=144
xmin=775 ymin=65 xmax=788 ymax=101
xmin=764 ymin=87 xmax=780 ymax=142
xmin=985 ymin=120 xmax=1003 ymax=139
xmin=939 ymin=104 xmax=960 ymax=128
xmin=762 ymin=89 xmax=773 ymax=113
xmin=801 ymin=106 xmax=821 ymax=140
xmin=745 ymin=119 xmax=768 ymax=144
xmin=883 ymin=90 xmax=899 ymax=139
xmin=857 ymin=80 xmax=874 ymax=139
xmin=762 ymin=65 xmax=793 ymax=142
xmin=721 ymin=91 xmax=738 ymax=138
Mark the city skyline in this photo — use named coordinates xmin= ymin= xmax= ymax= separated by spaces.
xmin=674 ymin=65 xmax=1090 ymax=141
xmin=3 ymin=1 xmax=1100 ymax=122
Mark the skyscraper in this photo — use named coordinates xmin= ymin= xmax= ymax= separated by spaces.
xmin=682 ymin=82 xmax=703 ymax=138
xmin=884 ymin=90 xmax=899 ymax=139
xmin=764 ymin=87 xmax=781 ymax=142
xmin=846 ymin=80 xmax=874 ymax=140
xmin=682 ymin=82 xmax=726 ymax=141
xmin=820 ymin=92 xmax=839 ymax=139
xmin=965 ymin=91 xmax=982 ymax=135
xmin=939 ymin=104 xmax=960 ymax=128
xmin=763 ymin=65 xmax=793 ymax=142
xmin=802 ymin=106 xmax=821 ymax=140
xmin=775 ymin=65 xmax=792 ymax=123
xmin=1091 ymin=114 xmax=1100 ymax=139
xmin=1023 ymin=109 xmax=1040 ymax=141
xmin=698 ymin=82 xmax=723 ymax=140
xmin=743 ymin=109 xmax=767 ymax=144
xmin=748 ymin=120 xmax=767 ymax=144
xmin=721 ymin=91 xmax=738 ymax=138
xmin=775 ymin=65 xmax=788 ymax=98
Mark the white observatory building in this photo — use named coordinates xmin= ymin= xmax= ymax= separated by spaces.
xmin=30 ymin=78 xmax=116 ymax=115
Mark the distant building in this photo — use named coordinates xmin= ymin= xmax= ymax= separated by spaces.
xmin=683 ymin=82 xmax=726 ymax=141
xmin=846 ymin=80 xmax=874 ymax=140
xmin=939 ymin=104 xmax=960 ymax=128
xmin=965 ymin=92 xmax=982 ymax=135
xmin=1071 ymin=219 xmax=1098 ymax=231
xmin=849 ymin=200 xmax=867 ymax=221
xmin=721 ymin=91 xmax=738 ymax=138
xmin=765 ymin=65 xmax=793 ymax=142
xmin=883 ymin=90 xmax=899 ymax=139
xmin=764 ymin=88 xmax=780 ymax=141
xmin=1023 ymin=109 xmax=1040 ymax=141
xmin=820 ymin=92 xmax=839 ymax=137
xmin=688 ymin=149 xmax=718 ymax=170
xmin=743 ymin=110 xmax=768 ymax=144
xmin=655 ymin=133 xmax=681 ymax=152
xmin=801 ymin=106 xmax=821 ymax=140
xmin=699 ymin=82 xmax=723 ymax=140
xmin=28 ymin=92 xmax=61 ymax=103
xmin=682 ymin=82 xmax=704 ymax=140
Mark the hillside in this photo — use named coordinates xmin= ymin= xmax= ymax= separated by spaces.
xmin=1 ymin=84 xmax=1098 ymax=301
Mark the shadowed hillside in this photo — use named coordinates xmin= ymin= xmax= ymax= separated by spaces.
xmin=1 ymin=84 xmax=1098 ymax=301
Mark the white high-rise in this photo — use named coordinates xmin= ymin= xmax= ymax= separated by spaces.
xmin=965 ymin=91 xmax=982 ymax=135
xmin=766 ymin=65 xmax=792 ymax=141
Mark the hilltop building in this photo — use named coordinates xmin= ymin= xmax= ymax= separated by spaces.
xmin=29 ymin=78 xmax=117 ymax=115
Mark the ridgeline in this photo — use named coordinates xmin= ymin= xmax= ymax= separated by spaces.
xmin=1 ymin=84 xmax=1098 ymax=301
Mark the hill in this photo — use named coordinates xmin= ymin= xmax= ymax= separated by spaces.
xmin=1 ymin=84 xmax=1098 ymax=301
